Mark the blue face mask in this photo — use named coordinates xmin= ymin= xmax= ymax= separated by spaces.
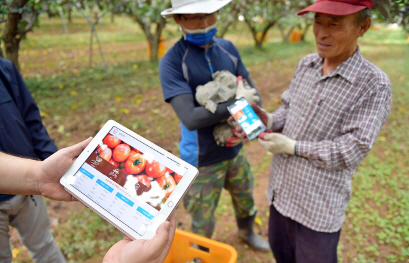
xmin=184 ymin=23 xmax=218 ymax=46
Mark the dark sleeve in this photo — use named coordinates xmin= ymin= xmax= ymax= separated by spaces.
xmin=169 ymin=93 xmax=236 ymax=131
xmin=10 ymin=64 xmax=58 ymax=159
xmin=159 ymin=51 xmax=193 ymax=102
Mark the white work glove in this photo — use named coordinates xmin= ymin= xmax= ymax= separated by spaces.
xmin=258 ymin=132 xmax=296 ymax=155
xmin=235 ymin=76 xmax=260 ymax=104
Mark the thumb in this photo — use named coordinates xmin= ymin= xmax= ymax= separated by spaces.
xmin=251 ymin=102 xmax=263 ymax=114
xmin=64 ymin=137 xmax=93 ymax=158
xmin=146 ymin=221 xmax=171 ymax=253
xmin=259 ymin=132 xmax=275 ymax=141
xmin=258 ymin=132 xmax=268 ymax=140
xmin=257 ymin=137 xmax=270 ymax=148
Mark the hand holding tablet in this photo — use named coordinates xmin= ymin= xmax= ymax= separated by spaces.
xmin=60 ymin=120 xmax=199 ymax=240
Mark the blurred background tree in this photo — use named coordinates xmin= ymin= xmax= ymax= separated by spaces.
xmin=117 ymin=0 xmax=170 ymax=62
xmin=1 ymin=0 xmax=407 ymax=68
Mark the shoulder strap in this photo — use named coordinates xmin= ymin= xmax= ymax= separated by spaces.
xmin=182 ymin=47 xmax=190 ymax=84
xmin=213 ymin=40 xmax=238 ymax=71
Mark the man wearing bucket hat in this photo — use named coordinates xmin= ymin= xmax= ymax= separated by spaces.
xmin=242 ymin=0 xmax=392 ymax=262
xmin=159 ymin=0 xmax=270 ymax=252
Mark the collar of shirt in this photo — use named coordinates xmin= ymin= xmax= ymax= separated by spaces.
xmin=304 ymin=46 xmax=364 ymax=85
xmin=181 ymin=36 xmax=215 ymax=50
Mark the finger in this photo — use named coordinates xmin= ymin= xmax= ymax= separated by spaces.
xmin=258 ymin=137 xmax=266 ymax=146
xmin=232 ymin=131 xmax=244 ymax=140
xmin=64 ymin=137 xmax=93 ymax=158
xmin=157 ymin=214 xmax=176 ymax=262
xmin=251 ymin=102 xmax=262 ymax=113
xmin=70 ymin=196 xmax=79 ymax=202
xmin=225 ymin=142 xmax=240 ymax=147
xmin=258 ymin=132 xmax=268 ymax=140
xmin=168 ymin=213 xmax=176 ymax=230
xmin=123 ymin=235 xmax=133 ymax=242
xmin=234 ymin=124 xmax=243 ymax=133
xmin=258 ymin=137 xmax=271 ymax=149
xmin=226 ymin=136 xmax=242 ymax=143
xmin=147 ymin=221 xmax=171 ymax=253
xmin=167 ymin=213 xmax=176 ymax=241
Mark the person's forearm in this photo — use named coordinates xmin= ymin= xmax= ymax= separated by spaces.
xmin=295 ymin=133 xmax=371 ymax=171
xmin=0 ymin=152 xmax=42 ymax=195
xmin=170 ymin=93 xmax=233 ymax=130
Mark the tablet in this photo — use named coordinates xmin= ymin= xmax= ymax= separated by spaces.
xmin=60 ymin=120 xmax=198 ymax=240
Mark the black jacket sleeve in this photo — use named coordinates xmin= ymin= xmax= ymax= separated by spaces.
xmin=8 ymin=61 xmax=57 ymax=159
xmin=169 ymin=75 xmax=262 ymax=131
xmin=169 ymin=93 xmax=235 ymax=131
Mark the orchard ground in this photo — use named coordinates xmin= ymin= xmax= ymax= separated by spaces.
xmin=2 ymin=13 xmax=408 ymax=263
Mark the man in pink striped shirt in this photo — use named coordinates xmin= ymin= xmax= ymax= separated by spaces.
xmin=254 ymin=0 xmax=392 ymax=262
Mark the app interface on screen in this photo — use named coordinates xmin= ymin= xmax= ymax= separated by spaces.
xmin=71 ymin=127 xmax=187 ymax=236
xmin=231 ymin=99 xmax=263 ymax=135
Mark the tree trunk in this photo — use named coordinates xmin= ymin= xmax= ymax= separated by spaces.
xmin=2 ymin=0 xmax=29 ymax=70
xmin=89 ymin=28 xmax=94 ymax=67
xmin=0 ymin=45 xmax=3 ymax=58
xmin=301 ymin=22 xmax=311 ymax=41
xmin=244 ymin=16 xmax=275 ymax=49
xmin=284 ymin=26 xmax=294 ymax=43
xmin=218 ymin=8 xmax=239 ymax=39
xmin=135 ymin=16 xmax=166 ymax=62
xmin=218 ymin=21 xmax=232 ymax=39
xmin=68 ymin=8 xmax=72 ymax=24
xmin=260 ymin=21 xmax=275 ymax=45
xmin=255 ymin=39 xmax=263 ymax=48
xmin=277 ymin=24 xmax=286 ymax=43
xmin=243 ymin=17 xmax=259 ymax=48
xmin=148 ymin=36 xmax=159 ymax=62
xmin=111 ymin=12 xmax=115 ymax=23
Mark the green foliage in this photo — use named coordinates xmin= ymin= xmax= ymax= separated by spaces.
xmin=336 ymin=28 xmax=409 ymax=262
xmin=58 ymin=208 xmax=123 ymax=261
xmin=238 ymin=0 xmax=315 ymax=46
xmin=374 ymin=0 xmax=409 ymax=33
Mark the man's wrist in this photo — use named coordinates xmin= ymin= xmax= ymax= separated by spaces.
xmin=285 ymin=138 xmax=296 ymax=155
xmin=31 ymin=160 xmax=44 ymax=196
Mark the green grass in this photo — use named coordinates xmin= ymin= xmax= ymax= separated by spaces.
xmin=6 ymin=14 xmax=409 ymax=262
xmin=58 ymin=208 xmax=123 ymax=262
xmin=335 ymin=35 xmax=409 ymax=263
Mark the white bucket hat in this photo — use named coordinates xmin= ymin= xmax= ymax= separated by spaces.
xmin=161 ymin=0 xmax=232 ymax=18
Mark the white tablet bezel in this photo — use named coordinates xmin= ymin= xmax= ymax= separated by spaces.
xmin=60 ymin=120 xmax=198 ymax=240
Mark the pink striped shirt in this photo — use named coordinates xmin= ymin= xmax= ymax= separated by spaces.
xmin=268 ymin=47 xmax=392 ymax=232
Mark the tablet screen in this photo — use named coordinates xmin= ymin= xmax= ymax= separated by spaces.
xmin=71 ymin=126 xmax=187 ymax=236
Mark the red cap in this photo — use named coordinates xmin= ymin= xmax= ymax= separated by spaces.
xmin=297 ymin=0 xmax=373 ymax=16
